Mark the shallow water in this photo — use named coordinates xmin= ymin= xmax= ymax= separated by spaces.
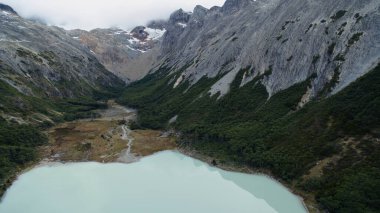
xmin=0 ymin=151 xmax=306 ymax=213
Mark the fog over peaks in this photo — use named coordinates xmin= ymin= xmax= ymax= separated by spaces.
xmin=2 ymin=0 xmax=225 ymax=30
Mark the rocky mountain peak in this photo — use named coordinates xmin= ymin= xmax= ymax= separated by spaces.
xmin=209 ymin=6 xmax=222 ymax=12
xmin=221 ymin=0 xmax=253 ymax=13
xmin=192 ymin=5 xmax=209 ymax=19
xmin=131 ymin=26 xmax=149 ymax=41
xmin=169 ymin=8 xmax=192 ymax=25
xmin=0 ymin=3 xmax=18 ymax=15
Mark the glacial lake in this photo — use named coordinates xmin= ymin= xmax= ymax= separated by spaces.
xmin=0 ymin=151 xmax=306 ymax=213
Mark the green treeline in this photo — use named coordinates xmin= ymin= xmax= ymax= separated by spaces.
xmin=0 ymin=74 xmax=123 ymax=197
xmin=118 ymin=64 xmax=380 ymax=213
xmin=0 ymin=119 xmax=47 ymax=195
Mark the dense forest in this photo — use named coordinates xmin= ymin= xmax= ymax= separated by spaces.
xmin=0 ymin=119 xmax=47 ymax=195
xmin=118 ymin=64 xmax=380 ymax=212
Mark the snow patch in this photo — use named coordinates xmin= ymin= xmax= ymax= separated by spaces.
xmin=126 ymin=45 xmax=146 ymax=53
xmin=177 ymin=23 xmax=187 ymax=28
xmin=113 ymin=30 xmax=125 ymax=35
xmin=127 ymin=36 xmax=140 ymax=44
xmin=145 ymin=28 xmax=166 ymax=40
xmin=1 ymin=11 xmax=11 ymax=16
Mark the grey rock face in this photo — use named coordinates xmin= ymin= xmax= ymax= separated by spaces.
xmin=193 ymin=5 xmax=208 ymax=20
xmin=168 ymin=9 xmax=192 ymax=25
xmin=131 ymin=26 xmax=149 ymax=40
xmin=161 ymin=9 xmax=193 ymax=54
xmin=221 ymin=0 xmax=253 ymax=13
xmin=156 ymin=0 xmax=380 ymax=100
xmin=0 ymin=3 xmax=17 ymax=15
xmin=0 ymin=8 xmax=123 ymax=98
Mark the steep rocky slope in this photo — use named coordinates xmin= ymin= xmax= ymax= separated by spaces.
xmin=0 ymin=5 xmax=124 ymax=121
xmin=0 ymin=9 xmax=123 ymax=96
xmin=118 ymin=0 xmax=380 ymax=212
xmin=156 ymin=0 xmax=380 ymax=101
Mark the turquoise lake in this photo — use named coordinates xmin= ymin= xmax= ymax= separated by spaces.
xmin=0 ymin=151 xmax=307 ymax=213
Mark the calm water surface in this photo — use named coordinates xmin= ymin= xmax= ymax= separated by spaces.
xmin=0 ymin=151 xmax=306 ymax=213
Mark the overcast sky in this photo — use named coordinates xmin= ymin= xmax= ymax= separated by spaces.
xmin=2 ymin=0 xmax=225 ymax=30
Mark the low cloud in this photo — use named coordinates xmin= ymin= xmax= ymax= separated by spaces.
xmin=2 ymin=0 xmax=225 ymax=30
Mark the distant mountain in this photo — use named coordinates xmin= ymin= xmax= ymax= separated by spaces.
xmin=68 ymin=25 xmax=166 ymax=82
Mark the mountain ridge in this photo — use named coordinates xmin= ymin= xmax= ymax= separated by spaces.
xmin=153 ymin=0 xmax=380 ymax=101
xmin=117 ymin=0 xmax=380 ymax=212
xmin=0 ymin=3 xmax=17 ymax=15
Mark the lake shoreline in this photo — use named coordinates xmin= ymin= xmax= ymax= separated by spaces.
xmin=0 ymin=151 xmax=308 ymax=213
xmin=2 ymin=144 xmax=316 ymax=213
xmin=1 ymin=101 xmax=318 ymax=213
xmin=177 ymin=145 xmax=320 ymax=213
xmin=0 ymin=101 xmax=175 ymax=200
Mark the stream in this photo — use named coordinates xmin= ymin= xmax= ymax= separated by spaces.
xmin=117 ymin=124 xmax=137 ymax=163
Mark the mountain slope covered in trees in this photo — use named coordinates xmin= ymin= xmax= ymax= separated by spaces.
xmin=119 ymin=58 xmax=380 ymax=213
xmin=117 ymin=1 xmax=380 ymax=211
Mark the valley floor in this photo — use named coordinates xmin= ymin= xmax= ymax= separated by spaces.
xmin=40 ymin=100 xmax=177 ymax=164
